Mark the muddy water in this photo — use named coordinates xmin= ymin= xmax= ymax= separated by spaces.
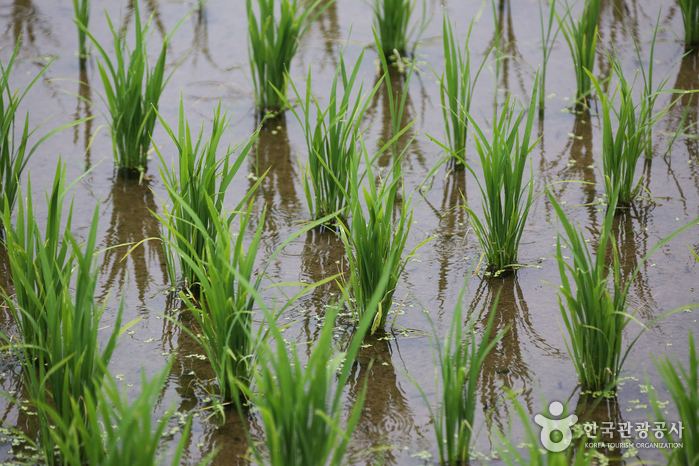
xmin=0 ymin=0 xmax=698 ymax=464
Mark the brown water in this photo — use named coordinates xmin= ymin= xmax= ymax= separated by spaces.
xmin=0 ymin=0 xmax=698 ymax=464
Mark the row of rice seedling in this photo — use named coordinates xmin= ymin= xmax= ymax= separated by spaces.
xmin=337 ymin=138 xmax=430 ymax=334
xmin=335 ymin=40 xmax=442 ymax=334
xmin=159 ymin=192 xmax=264 ymax=403
xmin=1 ymin=163 xmax=74 ymax=362
xmin=153 ymin=97 xmax=264 ymax=403
xmin=73 ymin=0 xmax=423 ymax=122
xmin=0 ymin=19 xmax=214 ymax=461
xmin=64 ymin=0 xmax=693 ymax=189
xmin=0 ymin=165 xmax=121 ymax=463
xmin=163 ymin=204 xmax=341 ymax=410
xmin=148 ymin=93 xmax=395 ymax=463
xmin=547 ymin=191 xmax=699 ymax=392
xmin=154 ymin=101 xmax=346 ymax=408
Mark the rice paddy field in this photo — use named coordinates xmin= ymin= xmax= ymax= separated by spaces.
xmin=0 ymin=0 xmax=698 ymax=464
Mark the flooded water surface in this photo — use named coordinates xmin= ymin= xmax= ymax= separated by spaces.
xmin=0 ymin=0 xmax=698 ymax=464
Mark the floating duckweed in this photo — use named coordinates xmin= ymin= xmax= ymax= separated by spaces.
xmin=410 ymin=450 xmax=432 ymax=460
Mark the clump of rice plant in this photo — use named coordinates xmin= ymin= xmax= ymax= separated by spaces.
xmin=591 ymin=46 xmax=679 ymax=205
xmin=281 ymin=48 xmax=379 ymax=222
xmin=72 ymin=0 xmax=90 ymax=59
xmin=77 ymin=0 xmax=185 ymax=174
xmin=0 ymin=41 xmax=81 ymax=216
xmin=3 ymin=200 xmax=126 ymax=465
xmin=246 ymin=0 xmax=330 ymax=112
xmin=412 ymin=280 xmax=506 ymax=465
xmin=649 ymin=332 xmax=699 ymax=465
xmin=680 ymin=0 xmax=699 ymax=51
xmin=154 ymin=96 xmax=259 ymax=291
xmin=164 ymin=195 xmax=264 ymax=402
xmin=431 ymin=16 xmax=489 ymax=165
xmin=338 ymin=139 xmax=432 ymax=334
xmin=538 ymin=1 xmax=562 ymax=114
xmin=373 ymin=28 xmax=419 ymax=174
xmin=1 ymin=162 xmax=74 ymax=362
xmin=590 ymin=66 xmax=648 ymax=207
xmin=555 ymin=0 xmax=600 ymax=103
xmin=461 ymin=76 xmax=539 ymax=271
xmin=629 ymin=15 xmax=665 ymax=159
xmin=547 ymin=191 xmax=699 ymax=392
xmin=372 ymin=0 xmax=427 ymax=59
xmin=46 ymin=362 xmax=213 ymax=466
xmin=159 ymin=184 xmax=339 ymax=403
xmin=237 ymin=301 xmax=373 ymax=466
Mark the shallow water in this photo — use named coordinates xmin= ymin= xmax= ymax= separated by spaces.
xmin=0 ymin=0 xmax=698 ymax=464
